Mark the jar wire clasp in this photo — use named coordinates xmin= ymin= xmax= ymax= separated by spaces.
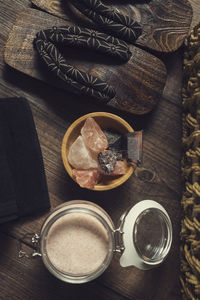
xmin=113 ymin=228 xmax=125 ymax=253
xmin=17 ymin=233 xmax=42 ymax=258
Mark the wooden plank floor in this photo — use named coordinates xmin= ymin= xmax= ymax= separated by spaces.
xmin=0 ymin=1 xmax=199 ymax=299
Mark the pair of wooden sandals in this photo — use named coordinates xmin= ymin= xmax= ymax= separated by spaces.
xmin=5 ymin=0 xmax=193 ymax=114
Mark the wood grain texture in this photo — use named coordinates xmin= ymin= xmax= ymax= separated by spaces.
xmin=189 ymin=0 xmax=200 ymax=29
xmin=0 ymin=232 xmax=128 ymax=300
xmin=134 ymin=0 xmax=192 ymax=52
xmin=0 ymin=96 xmax=182 ymax=300
xmin=4 ymin=8 xmax=167 ymax=115
xmin=0 ymin=0 xmax=196 ymax=299
xmin=32 ymin=0 xmax=193 ymax=52
xmin=0 ymin=53 xmax=183 ymax=300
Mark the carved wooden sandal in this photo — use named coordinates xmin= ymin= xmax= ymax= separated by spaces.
xmin=34 ymin=26 xmax=132 ymax=102
xmin=67 ymin=0 xmax=142 ymax=44
xmin=31 ymin=0 xmax=193 ymax=53
xmin=4 ymin=8 xmax=167 ymax=115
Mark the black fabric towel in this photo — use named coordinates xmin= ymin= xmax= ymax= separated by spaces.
xmin=0 ymin=97 xmax=50 ymax=224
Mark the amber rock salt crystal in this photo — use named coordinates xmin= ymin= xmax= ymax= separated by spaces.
xmin=81 ymin=117 xmax=108 ymax=154
xmin=72 ymin=169 xmax=101 ymax=189
xmin=68 ymin=135 xmax=99 ymax=169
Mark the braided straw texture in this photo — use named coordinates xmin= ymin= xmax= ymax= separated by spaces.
xmin=181 ymin=22 xmax=200 ymax=300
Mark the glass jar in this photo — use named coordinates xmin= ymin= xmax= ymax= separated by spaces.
xmin=18 ymin=200 xmax=172 ymax=284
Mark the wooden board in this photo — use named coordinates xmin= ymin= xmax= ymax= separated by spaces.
xmin=4 ymin=8 xmax=167 ymax=115
xmin=0 ymin=232 xmax=128 ymax=300
xmin=189 ymin=0 xmax=200 ymax=29
xmin=0 ymin=0 xmax=196 ymax=299
xmin=32 ymin=0 xmax=193 ymax=52
xmin=0 ymin=96 xmax=183 ymax=300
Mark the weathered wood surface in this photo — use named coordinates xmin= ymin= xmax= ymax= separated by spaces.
xmin=32 ymin=0 xmax=193 ymax=52
xmin=4 ymin=8 xmax=167 ymax=115
xmin=0 ymin=232 xmax=128 ymax=300
xmin=0 ymin=0 xmax=197 ymax=299
xmin=189 ymin=0 xmax=200 ymax=30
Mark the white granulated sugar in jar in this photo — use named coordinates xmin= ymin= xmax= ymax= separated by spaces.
xmin=46 ymin=212 xmax=110 ymax=275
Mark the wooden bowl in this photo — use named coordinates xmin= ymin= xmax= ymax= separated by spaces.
xmin=61 ymin=112 xmax=135 ymax=191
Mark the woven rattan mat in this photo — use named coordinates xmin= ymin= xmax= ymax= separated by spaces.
xmin=181 ymin=22 xmax=200 ymax=300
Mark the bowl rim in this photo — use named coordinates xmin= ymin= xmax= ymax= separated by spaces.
xmin=61 ymin=112 xmax=134 ymax=191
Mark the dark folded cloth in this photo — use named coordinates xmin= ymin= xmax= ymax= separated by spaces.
xmin=0 ymin=97 xmax=50 ymax=224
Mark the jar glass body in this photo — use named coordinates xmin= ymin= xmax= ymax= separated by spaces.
xmin=39 ymin=200 xmax=115 ymax=284
xmin=19 ymin=200 xmax=173 ymax=283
